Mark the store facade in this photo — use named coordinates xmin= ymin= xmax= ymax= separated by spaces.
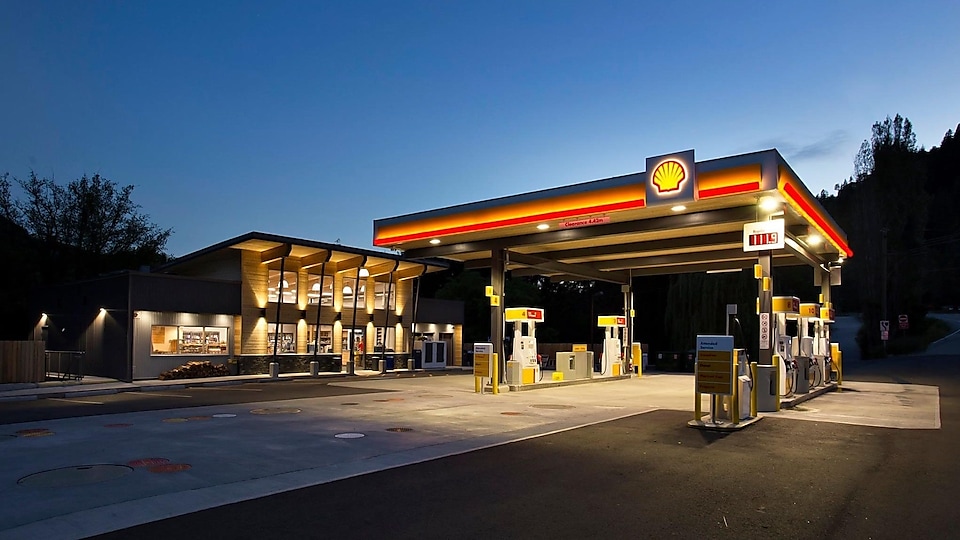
xmin=32 ymin=232 xmax=451 ymax=380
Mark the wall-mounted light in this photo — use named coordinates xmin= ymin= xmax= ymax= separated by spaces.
xmin=429 ymin=239 xmax=441 ymax=245
xmin=536 ymin=223 xmax=550 ymax=230
xmin=99 ymin=307 xmax=107 ymax=315
xmin=670 ymin=205 xmax=686 ymax=212
xmin=334 ymin=312 xmax=342 ymax=322
xmin=299 ymin=310 xmax=307 ymax=320
xmin=259 ymin=308 xmax=267 ymax=318
xmin=807 ymin=233 xmax=823 ymax=246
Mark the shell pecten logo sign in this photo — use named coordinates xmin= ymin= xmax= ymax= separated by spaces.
xmin=651 ymin=160 xmax=687 ymax=194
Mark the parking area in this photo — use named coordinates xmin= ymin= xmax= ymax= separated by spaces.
xmin=0 ymin=360 xmax=951 ymax=540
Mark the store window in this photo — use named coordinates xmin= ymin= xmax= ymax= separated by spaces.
xmin=306 ymin=274 xmax=333 ymax=306
xmin=342 ymin=277 xmax=366 ymax=309
xmin=151 ymin=326 xmax=229 ymax=355
xmin=374 ymin=327 xmax=396 ymax=352
xmin=267 ymin=323 xmax=297 ymax=353
xmin=374 ymin=282 xmax=396 ymax=310
xmin=307 ymin=324 xmax=334 ymax=353
xmin=267 ymin=269 xmax=298 ymax=304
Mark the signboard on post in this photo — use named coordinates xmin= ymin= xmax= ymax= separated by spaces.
xmin=759 ymin=313 xmax=771 ymax=350
xmin=880 ymin=320 xmax=890 ymax=341
xmin=898 ymin=314 xmax=909 ymax=330
xmin=743 ymin=219 xmax=786 ymax=252
xmin=473 ymin=343 xmax=493 ymax=379
xmin=695 ymin=335 xmax=734 ymax=396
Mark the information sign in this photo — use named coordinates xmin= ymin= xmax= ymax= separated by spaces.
xmin=695 ymin=335 xmax=734 ymax=396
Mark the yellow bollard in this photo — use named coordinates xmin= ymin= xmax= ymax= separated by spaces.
xmin=694 ymin=391 xmax=701 ymax=422
xmin=633 ymin=343 xmax=642 ymax=378
xmin=475 ymin=375 xmax=481 ymax=393
xmin=773 ymin=354 xmax=781 ymax=412
xmin=492 ymin=353 xmax=499 ymax=395
xmin=750 ymin=362 xmax=758 ymax=418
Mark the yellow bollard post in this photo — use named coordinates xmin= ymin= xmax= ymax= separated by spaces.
xmin=475 ymin=375 xmax=481 ymax=394
xmin=492 ymin=353 xmax=499 ymax=395
xmin=633 ymin=343 xmax=642 ymax=378
xmin=732 ymin=372 xmax=740 ymax=425
xmin=773 ymin=354 xmax=781 ymax=412
xmin=837 ymin=350 xmax=843 ymax=388
xmin=750 ymin=361 xmax=758 ymax=418
xmin=694 ymin=391 xmax=701 ymax=422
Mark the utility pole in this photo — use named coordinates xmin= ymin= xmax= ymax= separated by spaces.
xmin=881 ymin=228 xmax=888 ymax=354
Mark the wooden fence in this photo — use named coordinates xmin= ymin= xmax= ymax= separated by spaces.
xmin=0 ymin=341 xmax=45 ymax=383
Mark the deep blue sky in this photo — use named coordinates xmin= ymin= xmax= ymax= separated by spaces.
xmin=2 ymin=1 xmax=958 ymax=257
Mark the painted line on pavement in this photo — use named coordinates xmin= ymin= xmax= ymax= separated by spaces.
xmin=194 ymin=387 xmax=264 ymax=392
xmin=48 ymin=397 xmax=104 ymax=405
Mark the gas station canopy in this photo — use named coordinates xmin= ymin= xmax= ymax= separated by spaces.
xmin=373 ymin=150 xmax=852 ymax=283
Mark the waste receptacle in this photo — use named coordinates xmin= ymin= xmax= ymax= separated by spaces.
xmin=756 ymin=364 xmax=778 ymax=412
xmin=385 ymin=353 xmax=395 ymax=370
xmin=413 ymin=349 xmax=423 ymax=369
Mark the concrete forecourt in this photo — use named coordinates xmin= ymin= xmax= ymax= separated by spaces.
xmin=0 ymin=350 xmax=956 ymax=540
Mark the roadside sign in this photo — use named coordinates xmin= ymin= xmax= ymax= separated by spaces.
xmin=899 ymin=314 xmax=909 ymax=330
xmin=473 ymin=343 xmax=493 ymax=378
xmin=743 ymin=219 xmax=786 ymax=252
xmin=881 ymin=330 xmax=889 ymax=341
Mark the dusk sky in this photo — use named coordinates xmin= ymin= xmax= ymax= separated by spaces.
xmin=2 ymin=1 xmax=958 ymax=257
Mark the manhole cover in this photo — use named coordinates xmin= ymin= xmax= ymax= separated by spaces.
xmin=212 ymin=413 xmax=237 ymax=418
xmin=373 ymin=399 xmax=391 ymax=402
xmin=250 ymin=408 xmax=301 ymax=415
xmin=104 ymin=423 xmax=133 ymax=428
xmin=501 ymin=412 xmax=523 ymax=416
xmin=335 ymin=432 xmax=365 ymax=439
xmin=127 ymin=458 xmax=170 ymax=468
xmin=18 ymin=465 xmax=133 ymax=488
xmin=386 ymin=398 xmax=405 ymax=402
xmin=531 ymin=404 xmax=575 ymax=410
xmin=162 ymin=418 xmax=189 ymax=423
xmin=148 ymin=463 xmax=192 ymax=473
xmin=386 ymin=427 xmax=414 ymax=432
xmin=340 ymin=402 xmax=359 ymax=406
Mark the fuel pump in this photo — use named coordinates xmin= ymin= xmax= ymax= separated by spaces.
xmin=504 ymin=307 xmax=543 ymax=385
xmin=798 ymin=303 xmax=822 ymax=389
xmin=820 ymin=304 xmax=836 ymax=383
xmin=597 ymin=315 xmax=626 ymax=377
xmin=772 ymin=296 xmax=799 ymax=397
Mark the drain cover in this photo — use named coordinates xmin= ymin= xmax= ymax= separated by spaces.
xmin=501 ymin=412 xmax=523 ymax=416
xmin=373 ymin=399 xmax=391 ymax=402
xmin=212 ymin=413 xmax=237 ymax=418
xmin=335 ymin=432 xmax=365 ymax=439
xmin=531 ymin=404 xmax=575 ymax=410
xmin=162 ymin=418 xmax=189 ymax=423
xmin=340 ymin=402 xmax=359 ymax=406
xmin=16 ymin=428 xmax=51 ymax=436
xmin=386 ymin=427 xmax=413 ymax=432
xmin=250 ymin=407 xmax=301 ymax=415
xmin=18 ymin=465 xmax=133 ymax=488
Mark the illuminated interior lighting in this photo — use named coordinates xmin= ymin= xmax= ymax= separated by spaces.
xmin=343 ymin=286 xmax=353 ymax=295
xmin=758 ymin=196 xmax=780 ymax=212
xmin=358 ymin=268 xmax=370 ymax=278
xmin=807 ymin=234 xmax=823 ymax=246
xmin=670 ymin=205 xmax=686 ymax=212
xmin=429 ymin=238 xmax=441 ymax=245
xmin=536 ymin=224 xmax=550 ymax=230
xmin=99 ymin=308 xmax=107 ymax=315
xmin=706 ymin=268 xmax=741 ymax=274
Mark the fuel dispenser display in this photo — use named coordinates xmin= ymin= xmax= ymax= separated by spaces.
xmin=597 ymin=315 xmax=627 ymax=377
xmin=504 ymin=307 xmax=543 ymax=385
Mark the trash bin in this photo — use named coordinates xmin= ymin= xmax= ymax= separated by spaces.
xmin=413 ymin=349 xmax=423 ymax=369
xmin=385 ymin=354 xmax=395 ymax=370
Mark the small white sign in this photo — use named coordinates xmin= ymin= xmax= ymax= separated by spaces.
xmin=559 ymin=216 xmax=611 ymax=229
xmin=880 ymin=320 xmax=890 ymax=332
xmin=743 ymin=219 xmax=786 ymax=252
xmin=759 ymin=312 xmax=771 ymax=350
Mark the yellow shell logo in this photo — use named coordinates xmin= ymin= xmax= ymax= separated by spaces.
xmin=651 ymin=160 xmax=686 ymax=193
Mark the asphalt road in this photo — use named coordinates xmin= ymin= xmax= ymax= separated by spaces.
xmin=0 ymin=376 xmax=426 ymax=426
xmin=90 ymin=353 xmax=960 ymax=540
